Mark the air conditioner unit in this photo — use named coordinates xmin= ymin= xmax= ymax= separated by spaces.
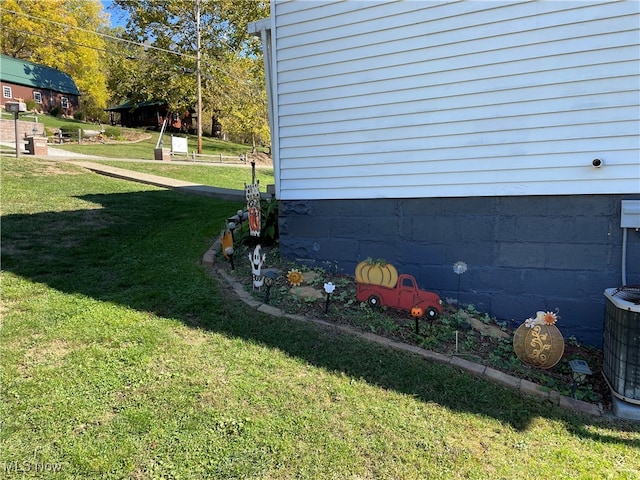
xmin=603 ymin=288 xmax=640 ymax=420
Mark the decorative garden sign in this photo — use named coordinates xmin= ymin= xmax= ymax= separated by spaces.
xmin=245 ymin=182 xmax=261 ymax=236
xmin=513 ymin=311 xmax=564 ymax=369
xmin=354 ymin=258 xmax=442 ymax=319
xmin=248 ymin=244 xmax=266 ymax=289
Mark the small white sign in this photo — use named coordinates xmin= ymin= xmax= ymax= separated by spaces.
xmin=171 ymin=136 xmax=188 ymax=154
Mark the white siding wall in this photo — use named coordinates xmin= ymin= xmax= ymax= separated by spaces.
xmin=271 ymin=0 xmax=640 ymax=200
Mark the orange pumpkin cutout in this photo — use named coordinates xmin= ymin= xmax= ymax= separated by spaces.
xmin=411 ymin=307 xmax=424 ymax=318
xmin=355 ymin=259 xmax=398 ymax=288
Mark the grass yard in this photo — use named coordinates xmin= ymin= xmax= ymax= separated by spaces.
xmin=87 ymin=161 xmax=274 ymax=191
xmin=51 ymin=135 xmax=253 ymax=160
xmin=4 ymin=112 xmax=263 ymax=160
xmin=1 ymin=157 xmax=639 ymax=479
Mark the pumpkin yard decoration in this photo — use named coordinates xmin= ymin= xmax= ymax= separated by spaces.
xmin=513 ymin=311 xmax=564 ymax=369
xmin=410 ymin=306 xmax=424 ymax=335
xmin=355 ymin=259 xmax=398 ymax=289
xmin=354 ymin=258 xmax=442 ymax=320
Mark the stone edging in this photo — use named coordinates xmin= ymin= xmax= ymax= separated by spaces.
xmin=202 ymin=239 xmax=603 ymax=417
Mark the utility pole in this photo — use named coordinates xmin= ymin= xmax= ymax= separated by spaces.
xmin=196 ymin=0 xmax=203 ymax=154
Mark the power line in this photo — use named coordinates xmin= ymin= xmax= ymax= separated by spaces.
xmin=1 ymin=24 xmax=232 ymax=84
xmin=2 ymin=24 xmax=116 ymax=57
xmin=2 ymin=5 xmax=250 ymax=58
xmin=2 ymin=7 xmax=247 ymax=80
xmin=2 ymin=7 xmax=195 ymax=59
xmin=1 ymin=7 xmax=263 ymax=102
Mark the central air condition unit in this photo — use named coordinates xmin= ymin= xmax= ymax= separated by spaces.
xmin=603 ymin=288 xmax=640 ymax=420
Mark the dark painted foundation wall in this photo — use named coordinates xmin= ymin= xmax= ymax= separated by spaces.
xmin=278 ymin=194 xmax=640 ymax=347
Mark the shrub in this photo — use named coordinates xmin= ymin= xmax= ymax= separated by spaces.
xmin=25 ymin=99 xmax=38 ymax=111
xmin=234 ymin=199 xmax=279 ymax=247
xmin=102 ymin=126 xmax=125 ymax=140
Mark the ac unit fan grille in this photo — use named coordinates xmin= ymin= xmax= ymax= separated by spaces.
xmin=603 ymin=289 xmax=640 ymax=403
xmin=610 ymin=286 xmax=640 ymax=304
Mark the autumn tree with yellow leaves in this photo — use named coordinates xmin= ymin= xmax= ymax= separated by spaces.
xmin=1 ymin=0 xmax=109 ymax=120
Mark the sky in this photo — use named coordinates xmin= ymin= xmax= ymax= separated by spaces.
xmin=100 ymin=0 xmax=128 ymax=29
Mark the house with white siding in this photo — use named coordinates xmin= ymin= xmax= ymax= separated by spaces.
xmin=249 ymin=0 xmax=640 ymax=346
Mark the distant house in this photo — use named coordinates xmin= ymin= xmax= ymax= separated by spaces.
xmin=0 ymin=54 xmax=80 ymax=115
xmin=249 ymin=1 xmax=640 ymax=346
xmin=105 ymin=99 xmax=193 ymax=132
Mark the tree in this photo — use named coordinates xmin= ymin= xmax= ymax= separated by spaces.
xmin=0 ymin=0 xmax=110 ymax=120
xmin=111 ymin=0 xmax=270 ymax=146
xmin=104 ymin=26 xmax=197 ymax=116
xmin=207 ymin=53 xmax=269 ymax=149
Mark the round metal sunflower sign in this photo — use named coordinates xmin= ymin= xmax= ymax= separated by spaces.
xmin=513 ymin=311 xmax=564 ymax=369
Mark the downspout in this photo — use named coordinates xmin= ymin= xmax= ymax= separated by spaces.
xmin=248 ymin=17 xmax=279 ymax=199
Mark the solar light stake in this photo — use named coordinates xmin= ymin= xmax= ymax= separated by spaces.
xmin=224 ymin=247 xmax=235 ymax=270
xmin=263 ymin=270 xmax=278 ymax=304
xmin=323 ymin=282 xmax=335 ymax=314
xmin=569 ymin=359 xmax=592 ymax=398
xmin=411 ymin=307 xmax=424 ymax=335
xmin=453 ymin=261 xmax=467 ymax=314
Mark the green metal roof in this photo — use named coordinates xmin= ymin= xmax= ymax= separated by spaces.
xmin=105 ymin=99 xmax=165 ymax=111
xmin=0 ymin=54 xmax=80 ymax=95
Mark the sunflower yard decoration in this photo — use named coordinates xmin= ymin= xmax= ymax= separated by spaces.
xmin=513 ymin=311 xmax=564 ymax=369
xmin=287 ymin=269 xmax=304 ymax=287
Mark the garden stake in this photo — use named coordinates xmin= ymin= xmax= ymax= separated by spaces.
xmin=323 ymin=282 xmax=335 ymax=314
xmin=410 ymin=307 xmax=424 ymax=335
xmin=224 ymin=247 xmax=235 ymax=270
xmin=263 ymin=270 xmax=278 ymax=304
xmin=453 ymin=261 xmax=467 ymax=319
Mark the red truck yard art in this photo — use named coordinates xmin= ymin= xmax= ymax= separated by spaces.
xmin=354 ymin=259 xmax=443 ymax=320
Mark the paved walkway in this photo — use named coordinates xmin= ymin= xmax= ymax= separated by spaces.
xmin=0 ymin=142 xmax=103 ymax=159
xmin=25 ymin=145 xmax=267 ymax=202
xmin=69 ymin=161 xmax=249 ymax=202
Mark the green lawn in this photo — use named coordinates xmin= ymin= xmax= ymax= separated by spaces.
xmin=88 ymin=161 xmax=274 ymax=190
xmin=1 ymin=157 xmax=639 ymax=479
xmin=54 ymin=135 xmax=253 ymax=159
xmin=4 ymin=112 xmax=262 ymax=159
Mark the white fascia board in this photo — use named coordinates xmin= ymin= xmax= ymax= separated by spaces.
xmin=247 ymin=18 xmax=272 ymax=35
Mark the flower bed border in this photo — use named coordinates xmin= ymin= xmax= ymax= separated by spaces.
xmin=203 ymin=237 xmax=604 ymax=417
